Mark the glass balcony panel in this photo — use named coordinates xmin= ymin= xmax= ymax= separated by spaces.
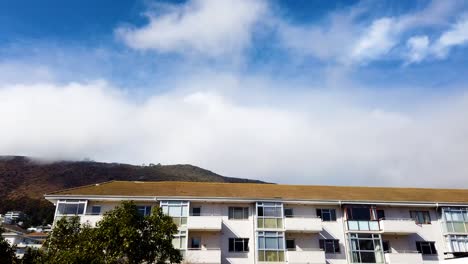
xmin=348 ymin=221 xmax=359 ymax=230
xmin=369 ymin=221 xmax=380 ymax=231
xmin=358 ymin=221 xmax=370 ymax=231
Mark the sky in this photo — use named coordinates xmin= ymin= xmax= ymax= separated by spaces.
xmin=1 ymin=0 xmax=468 ymax=187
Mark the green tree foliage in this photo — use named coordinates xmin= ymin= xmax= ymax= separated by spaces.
xmin=33 ymin=201 xmax=182 ymax=264
xmin=0 ymin=227 xmax=18 ymax=264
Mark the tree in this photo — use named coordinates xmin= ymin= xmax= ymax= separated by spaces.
xmin=95 ymin=201 xmax=182 ymax=264
xmin=39 ymin=201 xmax=182 ymax=264
xmin=0 ymin=227 xmax=17 ymax=264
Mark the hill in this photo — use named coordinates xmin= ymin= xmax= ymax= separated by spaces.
xmin=0 ymin=156 xmax=264 ymax=225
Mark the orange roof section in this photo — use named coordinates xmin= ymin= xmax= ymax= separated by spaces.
xmin=45 ymin=181 xmax=468 ymax=204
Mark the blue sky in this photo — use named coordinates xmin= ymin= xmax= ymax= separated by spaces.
xmin=1 ymin=0 xmax=468 ymax=187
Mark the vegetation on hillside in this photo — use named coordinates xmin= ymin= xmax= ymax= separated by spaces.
xmin=0 ymin=155 xmax=264 ymax=225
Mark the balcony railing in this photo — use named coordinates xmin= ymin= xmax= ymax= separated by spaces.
xmin=380 ymin=218 xmax=419 ymax=234
xmin=287 ymin=248 xmax=325 ymax=264
xmin=80 ymin=214 xmax=103 ymax=227
xmin=284 ymin=216 xmax=322 ymax=233
xmin=185 ymin=248 xmax=221 ymax=263
xmin=346 ymin=220 xmax=380 ymax=231
xmin=187 ymin=214 xmax=222 ymax=231
xmin=384 ymin=251 xmax=423 ymax=264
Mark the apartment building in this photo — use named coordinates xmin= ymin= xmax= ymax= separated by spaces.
xmin=44 ymin=181 xmax=468 ymax=264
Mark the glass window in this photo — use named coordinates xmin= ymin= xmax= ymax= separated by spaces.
xmin=376 ymin=210 xmax=385 ymax=220
xmin=348 ymin=233 xmax=384 ymax=263
xmin=317 ymin=209 xmax=336 ymax=221
xmin=229 ymin=207 xmax=249 ymax=220
xmin=284 ymin=208 xmax=294 ymax=218
xmin=137 ymin=206 xmax=152 ymax=216
xmin=161 ymin=201 xmax=188 ymax=226
xmin=347 ymin=208 xmax=371 ymax=221
xmin=319 ymin=239 xmax=340 ymax=253
xmin=57 ymin=200 xmax=86 ymax=215
xmin=229 ymin=238 xmax=249 ymax=252
xmin=257 ymin=231 xmax=285 ymax=262
xmin=257 ymin=203 xmax=283 ymax=229
xmin=190 ymin=237 xmax=201 ymax=249
xmin=416 ymin=241 xmax=437 ymax=255
xmin=172 ymin=231 xmax=187 ymax=250
xmin=91 ymin=205 xmax=101 ymax=215
xmin=191 ymin=207 xmax=201 ymax=216
xmin=286 ymin=239 xmax=295 ymax=250
xmin=410 ymin=211 xmax=431 ymax=224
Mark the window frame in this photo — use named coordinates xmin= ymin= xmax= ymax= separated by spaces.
xmin=90 ymin=205 xmax=101 ymax=215
xmin=191 ymin=207 xmax=201 ymax=216
xmin=317 ymin=208 xmax=337 ymax=221
xmin=229 ymin=238 xmax=249 ymax=252
xmin=285 ymin=239 xmax=296 ymax=250
xmin=410 ymin=210 xmax=431 ymax=224
xmin=228 ymin=207 xmax=249 ymax=220
xmin=319 ymin=239 xmax=340 ymax=253
xmin=416 ymin=241 xmax=437 ymax=255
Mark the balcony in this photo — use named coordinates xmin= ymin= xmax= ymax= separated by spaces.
xmin=185 ymin=248 xmax=221 ymax=263
xmin=187 ymin=215 xmax=222 ymax=231
xmin=380 ymin=219 xmax=419 ymax=235
xmin=80 ymin=215 xmax=102 ymax=227
xmin=54 ymin=215 xmax=102 ymax=227
xmin=384 ymin=252 xmax=423 ymax=264
xmin=284 ymin=216 xmax=322 ymax=233
xmin=287 ymin=249 xmax=326 ymax=264
xmin=346 ymin=220 xmax=380 ymax=232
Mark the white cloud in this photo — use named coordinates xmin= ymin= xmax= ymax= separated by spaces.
xmin=404 ymin=17 xmax=468 ymax=64
xmin=433 ymin=17 xmax=468 ymax=58
xmin=116 ymin=0 xmax=267 ymax=57
xmin=278 ymin=0 xmax=465 ymax=64
xmin=2 ymin=78 xmax=468 ymax=188
xmin=350 ymin=18 xmax=397 ymax=63
xmin=406 ymin=35 xmax=430 ymax=63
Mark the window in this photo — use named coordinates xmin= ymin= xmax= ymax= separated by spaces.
xmin=376 ymin=209 xmax=385 ymax=220
xmin=319 ymin=239 xmax=340 ymax=253
xmin=317 ymin=209 xmax=336 ymax=221
xmin=257 ymin=202 xmax=283 ymax=229
xmin=191 ymin=207 xmax=201 ymax=216
xmin=137 ymin=206 xmax=152 ymax=216
xmin=229 ymin=207 xmax=249 ymax=220
xmin=57 ymin=200 xmax=86 ymax=215
xmin=229 ymin=238 xmax=249 ymax=252
xmin=161 ymin=201 xmax=189 ymax=226
xmin=346 ymin=207 xmax=372 ymax=220
xmin=257 ymin=231 xmax=285 ymax=262
xmin=410 ymin=211 xmax=431 ymax=224
xmin=382 ymin=241 xmax=391 ymax=253
xmin=447 ymin=235 xmax=468 ymax=252
xmin=286 ymin=239 xmax=295 ymax=250
xmin=443 ymin=208 xmax=468 ymax=233
xmin=348 ymin=233 xmax=384 ymax=263
xmin=172 ymin=231 xmax=187 ymax=250
xmin=284 ymin=208 xmax=294 ymax=218
xmin=416 ymin=241 xmax=437 ymax=255
xmin=191 ymin=237 xmax=201 ymax=249
xmin=91 ymin=205 xmax=101 ymax=215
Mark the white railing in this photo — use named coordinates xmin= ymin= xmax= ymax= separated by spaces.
xmin=287 ymin=249 xmax=325 ymax=264
xmin=185 ymin=248 xmax=221 ymax=263
xmin=284 ymin=217 xmax=322 ymax=232
xmin=80 ymin=214 xmax=103 ymax=227
xmin=380 ymin=219 xmax=419 ymax=234
xmin=187 ymin=215 xmax=222 ymax=231
xmin=385 ymin=252 xmax=423 ymax=264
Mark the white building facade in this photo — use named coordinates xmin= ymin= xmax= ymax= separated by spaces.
xmin=44 ymin=181 xmax=468 ymax=264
